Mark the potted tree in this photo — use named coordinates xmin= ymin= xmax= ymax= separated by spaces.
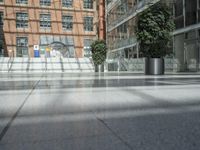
xmin=136 ymin=2 xmax=174 ymax=75
xmin=91 ymin=40 xmax=107 ymax=72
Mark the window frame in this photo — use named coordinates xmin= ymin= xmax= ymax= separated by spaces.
xmin=84 ymin=16 xmax=93 ymax=31
xmin=16 ymin=12 xmax=29 ymax=28
xmin=40 ymin=13 xmax=51 ymax=29
xmin=40 ymin=0 xmax=51 ymax=6
xmin=0 ymin=12 xmax=3 ymax=26
xmin=83 ymin=0 xmax=93 ymax=9
xmin=16 ymin=0 xmax=28 ymax=5
xmin=16 ymin=37 xmax=29 ymax=57
xmin=62 ymin=15 xmax=73 ymax=31
xmin=62 ymin=0 xmax=73 ymax=8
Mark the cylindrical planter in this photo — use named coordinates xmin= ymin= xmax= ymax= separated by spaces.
xmin=145 ymin=58 xmax=165 ymax=75
xmin=95 ymin=64 xmax=104 ymax=72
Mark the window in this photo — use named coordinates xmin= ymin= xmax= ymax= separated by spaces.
xmin=40 ymin=0 xmax=51 ymax=6
xmin=16 ymin=0 xmax=28 ymax=4
xmin=40 ymin=14 xmax=51 ymax=28
xmin=0 ymin=0 xmax=3 ymax=3
xmin=185 ymin=0 xmax=197 ymax=26
xmin=84 ymin=17 xmax=93 ymax=31
xmin=174 ymin=0 xmax=183 ymax=17
xmin=0 ymin=12 xmax=3 ymax=26
xmin=83 ymin=0 xmax=93 ymax=9
xmin=16 ymin=12 xmax=28 ymax=28
xmin=84 ymin=39 xmax=93 ymax=57
xmin=16 ymin=37 xmax=28 ymax=57
xmin=62 ymin=15 xmax=73 ymax=31
xmin=62 ymin=0 xmax=73 ymax=8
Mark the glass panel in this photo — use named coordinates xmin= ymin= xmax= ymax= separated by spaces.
xmin=185 ymin=0 xmax=197 ymax=26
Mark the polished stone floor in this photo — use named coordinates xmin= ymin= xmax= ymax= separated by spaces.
xmin=0 ymin=72 xmax=200 ymax=150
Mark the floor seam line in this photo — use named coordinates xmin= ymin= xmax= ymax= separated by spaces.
xmin=0 ymin=75 xmax=43 ymax=142
xmin=96 ymin=117 xmax=133 ymax=150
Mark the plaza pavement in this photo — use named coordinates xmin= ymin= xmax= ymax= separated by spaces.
xmin=0 ymin=72 xmax=200 ymax=150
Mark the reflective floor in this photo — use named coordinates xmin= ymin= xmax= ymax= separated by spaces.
xmin=0 ymin=72 xmax=200 ymax=150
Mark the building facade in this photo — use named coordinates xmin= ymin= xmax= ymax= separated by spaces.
xmin=0 ymin=0 xmax=98 ymax=58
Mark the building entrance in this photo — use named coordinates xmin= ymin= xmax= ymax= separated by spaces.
xmin=47 ymin=42 xmax=69 ymax=58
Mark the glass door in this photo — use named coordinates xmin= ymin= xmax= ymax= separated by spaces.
xmin=184 ymin=41 xmax=198 ymax=72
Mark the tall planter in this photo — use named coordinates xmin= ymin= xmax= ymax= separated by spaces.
xmin=145 ymin=58 xmax=164 ymax=75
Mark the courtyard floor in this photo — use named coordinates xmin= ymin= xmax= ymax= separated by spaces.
xmin=0 ymin=72 xmax=200 ymax=150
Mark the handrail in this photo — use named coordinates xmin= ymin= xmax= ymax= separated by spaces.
xmin=60 ymin=56 xmax=64 ymax=72
xmin=7 ymin=50 xmax=14 ymax=72
xmin=45 ymin=57 xmax=47 ymax=71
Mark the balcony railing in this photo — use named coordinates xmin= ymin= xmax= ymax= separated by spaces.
xmin=109 ymin=36 xmax=137 ymax=51
xmin=107 ymin=0 xmax=160 ymax=32
xmin=106 ymin=0 xmax=121 ymax=13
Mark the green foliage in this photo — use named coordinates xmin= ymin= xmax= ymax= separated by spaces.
xmin=135 ymin=2 xmax=175 ymax=58
xmin=91 ymin=40 xmax=107 ymax=65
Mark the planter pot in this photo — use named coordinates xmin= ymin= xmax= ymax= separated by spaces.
xmin=95 ymin=64 xmax=104 ymax=72
xmin=145 ymin=58 xmax=164 ymax=75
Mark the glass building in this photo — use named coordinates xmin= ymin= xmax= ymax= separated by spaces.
xmin=106 ymin=0 xmax=162 ymax=71
xmin=106 ymin=0 xmax=200 ymax=72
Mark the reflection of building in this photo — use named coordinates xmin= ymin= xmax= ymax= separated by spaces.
xmin=106 ymin=0 xmax=200 ymax=72
xmin=106 ymin=0 xmax=161 ymax=71
xmin=0 ymin=0 xmax=98 ymax=58
xmin=173 ymin=0 xmax=200 ymax=72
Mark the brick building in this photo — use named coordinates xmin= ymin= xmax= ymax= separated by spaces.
xmin=0 ymin=0 xmax=98 ymax=58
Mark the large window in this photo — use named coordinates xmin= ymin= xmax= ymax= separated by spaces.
xmin=83 ymin=0 xmax=93 ymax=9
xmin=84 ymin=17 xmax=93 ymax=31
xmin=16 ymin=0 xmax=28 ymax=4
xmin=62 ymin=0 xmax=73 ymax=8
xmin=40 ymin=14 xmax=51 ymax=28
xmin=174 ymin=0 xmax=183 ymax=17
xmin=16 ymin=12 xmax=28 ymax=28
xmin=0 ymin=12 xmax=3 ymax=26
xmin=62 ymin=15 xmax=73 ymax=31
xmin=40 ymin=0 xmax=51 ymax=6
xmin=185 ymin=0 xmax=197 ymax=26
xmin=16 ymin=37 xmax=28 ymax=57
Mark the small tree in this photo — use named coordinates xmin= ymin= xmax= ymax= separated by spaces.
xmin=91 ymin=40 xmax=107 ymax=65
xmin=135 ymin=2 xmax=175 ymax=58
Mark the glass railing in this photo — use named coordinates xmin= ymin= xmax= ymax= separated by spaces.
xmin=107 ymin=0 xmax=160 ymax=31
xmin=109 ymin=36 xmax=137 ymax=50
xmin=106 ymin=0 xmax=121 ymax=13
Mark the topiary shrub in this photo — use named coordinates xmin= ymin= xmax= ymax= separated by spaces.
xmin=135 ymin=2 xmax=175 ymax=58
xmin=91 ymin=40 xmax=107 ymax=65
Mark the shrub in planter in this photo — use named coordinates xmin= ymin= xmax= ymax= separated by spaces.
xmin=135 ymin=2 xmax=175 ymax=74
xmin=91 ymin=40 xmax=107 ymax=72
